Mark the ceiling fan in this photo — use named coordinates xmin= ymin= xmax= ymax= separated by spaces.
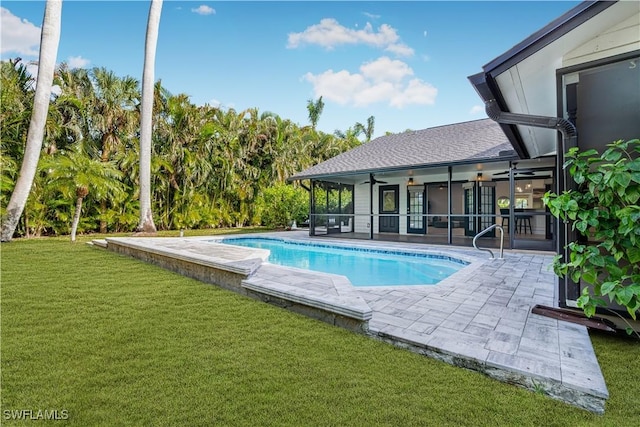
xmin=493 ymin=163 xmax=535 ymax=176
xmin=493 ymin=170 xmax=535 ymax=176
xmin=360 ymin=176 xmax=388 ymax=185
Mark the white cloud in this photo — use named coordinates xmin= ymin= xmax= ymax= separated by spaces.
xmin=67 ymin=55 xmax=90 ymax=69
xmin=287 ymin=18 xmax=414 ymax=57
xmin=363 ymin=12 xmax=381 ymax=20
xmin=0 ymin=7 xmax=41 ymax=56
xmin=360 ymin=56 xmax=412 ymax=83
xmin=384 ymin=43 xmax=414 ymax=57
xmin=191 ymin=5 xmax=215 ymax=16
xmin=390 ymin=78 xmax=437 ymax=108
xmin=303 ymin=56 xmax=437 ymax=108
xmin=303 ymin=70 xmax=369 ymax=105
xmin=469 ymin=105 xmax=485 ymax=115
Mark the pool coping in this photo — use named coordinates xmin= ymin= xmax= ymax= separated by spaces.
xmin=96 ymin=231 xmax=609 ymax=414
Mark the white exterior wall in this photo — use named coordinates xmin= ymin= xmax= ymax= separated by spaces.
xmin=563 ymin=12 xmax=640 ymax=67
xmin=353 ymin=178 xmax=410 ymax=234
xmin=354 ymin=183 xmax=371 ymax=233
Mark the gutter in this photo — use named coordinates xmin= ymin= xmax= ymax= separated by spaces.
xmin=484 ymin=98 xmax=577 ymax=308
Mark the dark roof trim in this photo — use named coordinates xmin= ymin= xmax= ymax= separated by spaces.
xmin=468 ymin=72 xmax=530 ymax=159
xmin=482 ymin=1 xmax=615 ymax=76
xmin=287 ymin=155 xmax=519 ymax=182
xmin=468 ymin=1 xmax=615 ymax=158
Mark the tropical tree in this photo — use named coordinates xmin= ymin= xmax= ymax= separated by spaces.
xmin=1 ymin=0 xmax=62 ymax=242
xmin=42 ymin=148 xmax=126 ymax=241
xmin=306 ymin=96 xmax=324 ymax=130
xmin=0 ymin=60 xmax=34 ymax=161
xmin=355 ymin=115 xmax=375 ymax=142
xmin=51 ymin=63 xmax=92 ymax=154
xmin=137 ymin=0 xmax=163 ymax=233
xmin=88 ymin=67 xmax=139 ymax=232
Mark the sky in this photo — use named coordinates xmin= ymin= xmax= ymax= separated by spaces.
xmin=1 ymin=1 xmax=581 ymax=139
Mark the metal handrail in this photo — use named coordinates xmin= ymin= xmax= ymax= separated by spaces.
xmin=473 ymin=224 xmax=504 ymax=260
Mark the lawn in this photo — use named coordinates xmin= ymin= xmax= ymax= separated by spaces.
xmin=1 ymin=232 xmax=639 ymax=426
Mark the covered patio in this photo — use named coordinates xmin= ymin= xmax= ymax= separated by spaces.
xmin=290 ymin=119 xmax=557 ymax=252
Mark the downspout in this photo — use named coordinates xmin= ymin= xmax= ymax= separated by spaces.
xmin=485 ymin=99 xmax=577 ymax=307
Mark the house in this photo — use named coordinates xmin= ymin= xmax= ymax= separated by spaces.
xmin=289 ymin=0 xmax=639 ymax=312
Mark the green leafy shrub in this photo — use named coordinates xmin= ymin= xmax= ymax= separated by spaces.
xmin=543 ymin=139 xmax=640 ymax=323
xmin=255 ymin=184 xmax=308 ymax=228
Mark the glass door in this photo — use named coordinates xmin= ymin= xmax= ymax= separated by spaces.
xmin=407 ymin=185 xmax=426 ymax=234
xmin=464 ymin=182 xmax=495 ymax=237
xmin=378 ymin=185 xmax=399 ymax=233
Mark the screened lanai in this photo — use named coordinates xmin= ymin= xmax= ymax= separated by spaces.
xmin=291 ymin=119 xmax=558 ymax=252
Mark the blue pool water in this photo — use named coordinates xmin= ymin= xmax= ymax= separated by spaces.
xmin=220 ymin=237 xmax=467 ymax=287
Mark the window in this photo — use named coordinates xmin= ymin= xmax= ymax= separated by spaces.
xmin=515 ymin=196 xmax=529 ymax=209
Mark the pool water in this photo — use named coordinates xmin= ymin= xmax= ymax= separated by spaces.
xmin=220 ymin=237 xmax=466 ymax=287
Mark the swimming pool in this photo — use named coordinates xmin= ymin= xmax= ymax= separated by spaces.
xmin=219 ymin=237 xmax=467 ymax=287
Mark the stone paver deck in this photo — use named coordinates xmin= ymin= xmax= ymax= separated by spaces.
xmin=96 ymin=231 xmax=609 ymax=413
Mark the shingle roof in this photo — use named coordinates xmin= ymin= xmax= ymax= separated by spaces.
xmin=289 ymin=119 xmax=516 ymax=180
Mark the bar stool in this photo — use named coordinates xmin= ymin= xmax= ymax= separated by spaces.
xmin=500 ymin=208 xmax=509 ymax=228
xmin=517 ymin=215 xmax=533 ymax=234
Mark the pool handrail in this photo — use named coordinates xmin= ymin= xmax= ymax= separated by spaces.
xmin=473 ymin=224 xmax=504 ymax=260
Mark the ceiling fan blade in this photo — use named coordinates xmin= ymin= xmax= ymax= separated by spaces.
xmin=493 ymin=170 xmax=535 ymax=177
xmin=360 ymin=178 xmax=388 ymax=185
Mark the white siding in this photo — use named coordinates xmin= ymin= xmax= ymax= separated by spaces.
xmin=354 ymin=178 xmax=411 ymax=234
xmin=354 ymin=183 xmax=371 ymax=233
xmin=563 ymin=12 xmax=640 ymax=67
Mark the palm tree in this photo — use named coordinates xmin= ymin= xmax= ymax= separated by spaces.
xmin=1 ymin=60 xmax=35 ymax=159
xmin=1 ymin=0 xmax=62 ymax=242
xmin=137 ymin=0 xmax=163 ymax=233
xmin=354 ymin=115 xmax=375 ymax=142
xmin=51 ymin=63 xmax=92 ymax=154
xmin=306 ymin=96 xmax=324 ymax=130
xmin=88 ymin=67 xmax=139 ymax=232
xmin=42 ymin=148 xmax=125 ymax=241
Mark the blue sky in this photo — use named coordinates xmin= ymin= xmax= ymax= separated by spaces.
xmin=1 ymin=1 xmax=581 ymax=138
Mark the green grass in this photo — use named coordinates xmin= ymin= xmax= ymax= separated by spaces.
xmin=1 ymin=234 xmax=639 ymax=426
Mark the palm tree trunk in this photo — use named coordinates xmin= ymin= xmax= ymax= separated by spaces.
xmin=136 ymin=0 xmax=162 ymax=233
xmin=70 ymin=196 xmax=83 ymax=242
xmin=1 ymin=0 xmax=62 ymax=242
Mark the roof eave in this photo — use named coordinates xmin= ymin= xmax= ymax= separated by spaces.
xmin=468 ymin=1 xmax=616 ymax=158
xmin=287 ymin=154 xmax=520 ymax=182
xmin=482 ymin=1 xmax=615 ymax=76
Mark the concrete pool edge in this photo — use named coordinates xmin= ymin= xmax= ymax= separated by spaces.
xmin=103 ymin=236 xmax=374 ymax=332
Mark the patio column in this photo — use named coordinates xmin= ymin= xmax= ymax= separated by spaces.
xmin=369 ymin=173 xmax=374 ymax=240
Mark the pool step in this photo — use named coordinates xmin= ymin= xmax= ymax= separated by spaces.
xmin=242 ymin=273 xmax=372 ymax=333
